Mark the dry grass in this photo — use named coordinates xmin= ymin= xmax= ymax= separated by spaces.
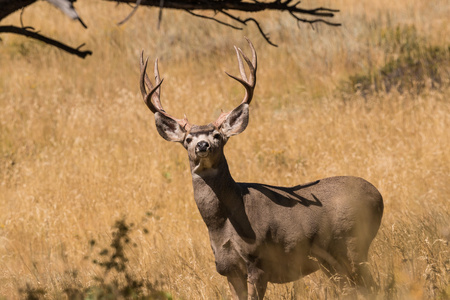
xmin=0 ymin=0 xmax=449 ymax=299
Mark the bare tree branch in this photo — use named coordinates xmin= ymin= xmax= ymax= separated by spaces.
xmin=46 ymin=0 xmax=88 ymax=28
xmin=289 ymin=11 xmax=340 ymax=27
xmin=185 ymin=10 xmax=243 ymax=31
xmin=111 ymin=0 xmax=340 ymax=46
xmin=109 ymin=0 xmax=339 ymax=16
xmin=0 ymin=0 xmax=35 ymax=21
xmin=0 ymin=0 xmax=340 ymax=57
xmin=117 ymin=0 xmax=142 ymax=25
xmin=219 ymin=9 xmax=277 ymax=47
xmin=157 ymin=0 xmax=164 ymax=29
xmin=0 ymin=25 xmax=92 ymax=58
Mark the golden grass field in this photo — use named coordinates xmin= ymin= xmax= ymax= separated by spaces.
xmin=0 ymin=0 xmax=449 ymax=298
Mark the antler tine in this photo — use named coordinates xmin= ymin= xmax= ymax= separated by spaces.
xmin=213 ymin=38 xmax=257 ymax=128
xmin=140 ymin=54 xmax=163 ymax=114
xmin=139 ymin=52 xmax=153 ymax=92
xmin=235 ymin=46 xmax=248 ymax=82
xmin=150 ymin=58 xmax=166 ymax=112
xmin=153 ymin=58 xmax=161 ymax=97
xmin=139 ymin=51 xmax=150 ymax=98
xmin=225 ymin=38 xmax=257 ymax=105
xmin=139 ymin=51 xmax=192 ymax=131
xmin=247 ymin=36 xmax=257 ymax=70
xmin=140 ymin=51 xmax=164 ymax=109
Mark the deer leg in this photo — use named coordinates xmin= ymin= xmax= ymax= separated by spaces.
xmin=311 ymin=244 xmax=348 ymax=275
xmin=227 ymin=273 xmax=248 ymax=300
xmin=344 ymin=237 xmax=378 ymax=291
xmin=352 ymin=262 xmax=378 ymax=292
xmin=311 ymin=244 xmax=353 ymax=288
xmin=247 ymin=267 xmax=267 ymax=300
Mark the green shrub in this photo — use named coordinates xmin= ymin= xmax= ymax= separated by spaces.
xmin=346 ymin=25 xmax=449 ymax=96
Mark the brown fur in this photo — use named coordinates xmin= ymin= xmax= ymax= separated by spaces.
xmin=140 ymin=40 xmax=383 ymax=299
xmin=152 ymin=107 xmax=383 ymax=299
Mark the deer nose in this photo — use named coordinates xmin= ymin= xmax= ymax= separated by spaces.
xmin=196 ymin=141 xmax=210 ymax=152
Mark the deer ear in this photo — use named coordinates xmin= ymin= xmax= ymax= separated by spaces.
xmin=221 ymin=103 xmax=249 ymax=137
xmin=155 ymin=112 xmax=185 ymax=142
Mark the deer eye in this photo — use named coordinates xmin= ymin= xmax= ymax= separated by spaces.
xmin=213 ymin=133 xmax=221 ymax=140
xmin=185 ymin=137 xmax=193 ymax=144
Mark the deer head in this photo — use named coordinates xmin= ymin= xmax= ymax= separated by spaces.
xmin=140 ymin=38 xmax=257 ymax=172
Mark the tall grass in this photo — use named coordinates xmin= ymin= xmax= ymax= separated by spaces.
xmin=0 ymin=0 xmax=449 ymax=298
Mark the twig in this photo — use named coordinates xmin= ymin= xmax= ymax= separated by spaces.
xmin=185 ymin=10 xmax=243 ymax=30
xmin=157 ymin=0 xmax=164 ymax=29
xmin=219 ymin=10 xmax=277 ymax=47
xmin=20 ymin=7 xmax=26 ymax=28
xmin=289 ymin=11 xmax=341 ymax=27
xmin=0 ymin=25 xmax=92 ymax=58
xmin=117 ymin=0 xmax=142 ymax=25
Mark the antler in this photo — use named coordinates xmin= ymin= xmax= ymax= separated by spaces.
xmin=140 ymin=51 xmax=192 ymax=131
xmin=213 ymin=37 xmax=257 ymax=128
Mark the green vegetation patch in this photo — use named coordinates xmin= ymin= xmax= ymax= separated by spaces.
xmin=346 ymin=25 xmax=449 ymax=96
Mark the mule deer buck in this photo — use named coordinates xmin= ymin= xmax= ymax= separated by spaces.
xmin=139 ymin=38 xmax=384 ymax=299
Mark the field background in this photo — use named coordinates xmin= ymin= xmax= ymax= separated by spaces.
xmin=0 ymin=0 xmax=449 ymax=298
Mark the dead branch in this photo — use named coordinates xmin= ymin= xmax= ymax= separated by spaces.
xmin=117 ymin=0 xmax=142 ymax=25
xmin=0 ymin=25 xmax=92 ymax=58
xmin=185 ymin=10 xmax=243 ymax=31
xmin=112 ymin=0 xmax=340 ymax=46
xmin=0 ymin=0 xmax=340 ymax=57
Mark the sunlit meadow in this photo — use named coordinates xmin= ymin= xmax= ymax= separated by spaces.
xmin=0 ymin=0 xmax=449 ymax=298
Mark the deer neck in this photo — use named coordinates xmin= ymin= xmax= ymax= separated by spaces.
xmin=190 ymin=154 xmax=243 ymax=231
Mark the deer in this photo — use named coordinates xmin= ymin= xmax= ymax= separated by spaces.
xmin=138 ymin=38 xmax=384 ymax=299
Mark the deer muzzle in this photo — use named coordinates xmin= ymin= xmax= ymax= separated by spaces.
xmin=196 ymin=141 xmax=210 ymax=157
